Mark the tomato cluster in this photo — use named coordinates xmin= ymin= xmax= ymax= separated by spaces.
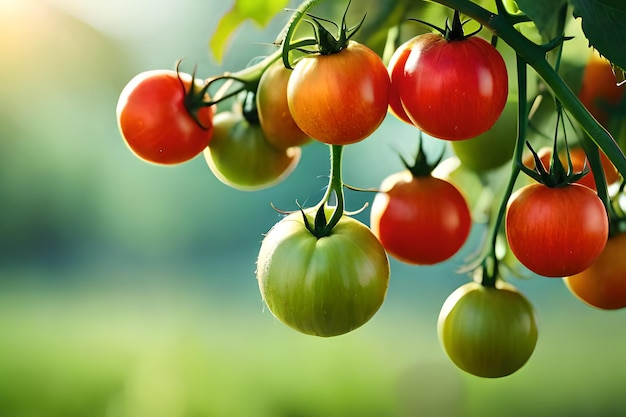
xmin=116 ymin=62 xmax=311 ymax=191
xmin=115 ymin=2 xmax=626 ymax=379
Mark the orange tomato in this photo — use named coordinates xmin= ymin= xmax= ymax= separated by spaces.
xmin=578 ymin=52 xmax=624 ymax=127
xmin=564 ymin=232 xmax=626 ymax=310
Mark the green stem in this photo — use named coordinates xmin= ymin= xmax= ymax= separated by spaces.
xmin=480 ymin=54 xmax=529 ymax=287
xmin=280 ymin=0 xmax=322 ymax=69
xmin=319 ymin=144 xmax=345 ymax=235
xmin=202 ymin=37 xmax=317 ymax=106
xmin=579 ymin=135 xmax=617 ymax=233
xmin=428 ymin=0 xmax=626 ymax=179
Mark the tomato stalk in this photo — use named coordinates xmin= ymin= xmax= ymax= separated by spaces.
xmin=279 ymin=0 xmax=322 ymax=69
xmin=199 ymin=38 xmax=318 ymax=107
xmin=426 ymin=0 xmax=626 ymax=179
xmin=321 ymin=144 xmax=346 ymax=235
xmin=476 ymin=54 xmax=529 ymax=288
xmin=301 ymin=145 xmax=346 ymax=238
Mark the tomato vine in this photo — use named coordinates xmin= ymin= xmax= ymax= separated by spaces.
xmin=116 ymin=0 xmax=626 ymax=378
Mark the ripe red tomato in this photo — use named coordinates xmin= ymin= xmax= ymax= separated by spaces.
xmin=370 ymin=170 xmax=471 ymax=265
xmin=564 ymin=231 xmax=626 ymax=310
xmin=116 ymin=70 xmax=214 ymax=165
xmin=257 ymin=208 xmax=390 ymax=337
xmin=438 ymin=281 xmax=538 ymax=378
xmin=391 ymin=33 xmax=508 ymax=140
xmin=505 ymin=182 xmax=608 ymax=277
xmin=256 ymin=60 xmax=310 ymax=149
xmin=287 ymin=41 xmax=390 ymax=145
xmin=578 ymin=51 xmax=625 ymax=127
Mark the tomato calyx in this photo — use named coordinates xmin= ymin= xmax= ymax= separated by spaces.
xmin=408 ymin=10 xmax=481 ymax=42
xmin=400 ymin=138 xmax=444 ymax=178
xmin=304 ymin=0 xmax=365 ymax=55
xmin=298 ymin=204 xmax=334 ymax=239
xmin=522 ymin=141 xmax=589 ymax=187
xmin=175 ymin=61 xmax=213 ymax=131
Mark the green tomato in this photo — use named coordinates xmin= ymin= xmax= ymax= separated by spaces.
xmin=256 ymin=208 xmax=390 ymax=337
xmin=203 ymin=110 xmax=300 ymax=191
xmin=450 ymin=99 xmax=518 ymax=172
xmin=437 ymin=281 xmax=538 ymax=378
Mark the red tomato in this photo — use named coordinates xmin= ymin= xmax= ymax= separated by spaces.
xmin=116 ymin=70 xmax=214 ymax=165
xmin=370 ymin=170 xmax=471 ymax=265
xmin=256 ymin=60 xmax=310 ymax=149
xmin=392 ymin=33 xmax=508 ymax=140
xmin=564 ymin=231 xmax=626 ymax=310
xmin=578 ymin=51 xmax=625 ymax=127
xmin=287 ymin=41 xmax=390 ymax=145
xmin=505 ymin=183 xmax=608 ymax=277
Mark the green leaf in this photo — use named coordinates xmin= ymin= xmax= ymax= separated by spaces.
xmin=514 ymin=0 xmax=568 ymax=39
xmin=569 ymin=0 xmax=626 ymax=71
xmin=210 ymin=0 xmax=289 ymax=63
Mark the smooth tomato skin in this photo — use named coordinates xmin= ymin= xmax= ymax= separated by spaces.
xmin=370 ymin=171 xmax=471 ymax=265
xmin=564 ymin=232 xmax=626 ymax=310
xmin=397 ymin=34 xmax=508 ymax=140
xmin=505 ymin=183 xmax=608 ymax=277
xmin=438 ymin=281 xmax=538 ymax=378
xmin=256 ymin=60 xmax=311 ymax=149
xmin=287 ymin=41 xmax=390 ymax=145
xmin=116 ymin=70 xmax=214 ymax=165
xmin=387 ymin=37 xmax=418 ymax=125
xmin=257 ymin=209 xmax=390 ymax=337
xmin=203 ymin=111 xmax=300 ymax=191
xmin=450 ymin=99 xmax=518 ymax=171
xmin=578 ymin=51 xmax=625 ymax=127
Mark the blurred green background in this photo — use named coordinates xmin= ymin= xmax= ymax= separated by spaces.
xmin=1 ymin=0 xmax=626 ymax=416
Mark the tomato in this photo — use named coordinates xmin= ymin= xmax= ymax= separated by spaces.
xmin=370 ymin=170 xmax=471 ymax=265
xmin=578 ymin=51 xmax=625 ymax=127
xmin=257 ymin=208 xmax=390 ymax=337
xmin=450 ymin=99 xmax=518 ymax=171
xmin=203 ymin=110 xmax=300 ymax=191
xmin=564 ymin=232 xmax=626 ymax=310
xmin=505 ymin=183 xmax=608 ymax=277
xmin=256 ymin=60 xmax=311 ymax=149
xmin=287 ymin=41 xmax=390 ymax=145
xmin=438 ymin=281 xmax=538 ymax=378
xmin=116 ymin=70 xmax=214 ymax=165
xmin=524 ymin=146 xmax=619 ymax=190
xmin=392 ymin=33 xmax=508 ymax=140
xmin=386 ymin=37 xmax=418 ymax=125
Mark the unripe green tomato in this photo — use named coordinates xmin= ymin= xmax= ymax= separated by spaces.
xmin=257 ymin=208 xmax=390 ymax=337
xmin=204 ymin=110 xmax=300 ymax=191
xmin=438 ymin=281 xmax=538 ymax=378
xmin=450 ymin=99 xmax=518 ymax=172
